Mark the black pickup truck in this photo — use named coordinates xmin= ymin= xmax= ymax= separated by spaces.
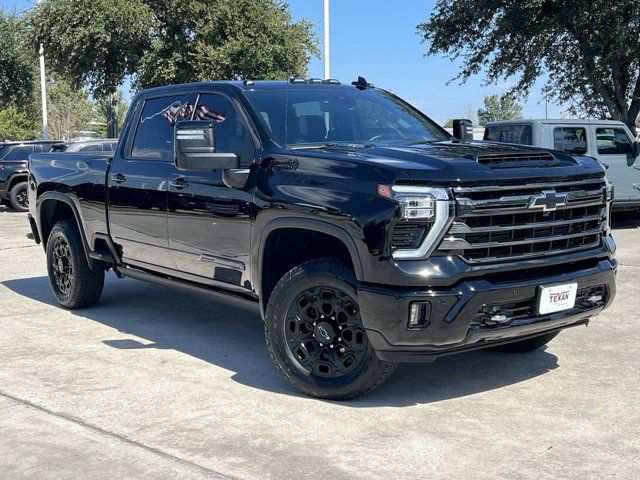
xmin=27 ymin=78 xmax=617 ymax=399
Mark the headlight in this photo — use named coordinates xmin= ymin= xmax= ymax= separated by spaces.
xmin=378 ymin=185 xmax=454 ymax=260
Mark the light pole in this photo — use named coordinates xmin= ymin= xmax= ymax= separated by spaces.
xmin=323 ymin=0 xmax=330 ymax=79
xmin=36 ymin=0 xmax=48 ymax=140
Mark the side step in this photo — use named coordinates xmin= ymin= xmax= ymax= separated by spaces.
xmin=115 ymin=266 xmax=260 ymax=312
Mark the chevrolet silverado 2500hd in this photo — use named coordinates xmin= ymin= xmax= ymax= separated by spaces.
xmin=27 ymin=78 xmax=617 ymax=399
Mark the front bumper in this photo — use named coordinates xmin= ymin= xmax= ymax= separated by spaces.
xmin=358 ymin=257 xmax=617 ymax=362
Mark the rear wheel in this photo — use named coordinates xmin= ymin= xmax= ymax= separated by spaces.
xmin=492 ymin=332 xmax=559 ymax=353
xmin=8 ymin=181 xmax=29 ymax=212
xmin=46 ymin=220 xmax=105 ymax=308
xmin=265 ymin=258 xmax=396 ymax=400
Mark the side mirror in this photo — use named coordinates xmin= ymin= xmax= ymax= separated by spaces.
xmin=174 ymin=120 xmax=239 ymax=171
xmin=633 ymin=141 xmax=640 ymax=158
xmin=452 ymin=119 xmax=474 ymax=142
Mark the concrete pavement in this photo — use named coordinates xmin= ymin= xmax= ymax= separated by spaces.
xmin=1 ymin=205 xmax=639 ymax=479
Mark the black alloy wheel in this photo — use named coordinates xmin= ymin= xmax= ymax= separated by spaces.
xmin=285 ymin=286 xmax=368 ymax=378
xmin=265 ymin=257 xmax=396 ymax=400
xmin=51 ymin=236 xmax=74 ymax=295
xmin=9 ymin=181 xmax=29 ymax=211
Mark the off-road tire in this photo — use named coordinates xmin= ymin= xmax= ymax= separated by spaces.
xmin=8 ymin=181 xmax=29 ymax=212
xmin=265 ymin=257 xmax=396 ymax=400
xmin=46 ymin=220 xmax=104 ymax=308
xmin=492 ymin=332 xmax=559 ymax=353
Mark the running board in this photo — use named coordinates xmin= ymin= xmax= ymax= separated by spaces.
xmin=115 ymin=266 xmax=260 ymax=312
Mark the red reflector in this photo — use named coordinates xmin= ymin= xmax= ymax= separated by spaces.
xmin=377 ymin=184 xmax=391 ymax=198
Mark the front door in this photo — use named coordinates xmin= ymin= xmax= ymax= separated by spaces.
xmin=594 ymin=126 xmax=639 ymax=201
xmin=108 ymin=93 xmax=195 ymax=269
xmin=167 ymin=92 xmax=256 ymax=293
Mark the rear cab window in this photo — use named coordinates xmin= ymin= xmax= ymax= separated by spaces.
xmin=596 ymin=127 xmax=632 ymax=155
xmin=484 ymin=124 xmax=533 ymax=145
xmin=553 ymin=127 xmax=587 ymax=154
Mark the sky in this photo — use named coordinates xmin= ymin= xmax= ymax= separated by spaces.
xmin=3 ymin=0 xmax=565 ymax=125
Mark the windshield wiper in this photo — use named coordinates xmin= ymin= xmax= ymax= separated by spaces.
xmin=290 ymin=143 xmax=373 ymax=150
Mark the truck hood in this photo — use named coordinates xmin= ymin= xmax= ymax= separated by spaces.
xmin=314 ymin=141 xmax=605 ymax=185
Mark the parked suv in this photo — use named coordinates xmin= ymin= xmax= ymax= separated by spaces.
xmin=0 ymin=141 xmax=60 ymax=211
xmin=484 ymin=119 xmax=640 ymax=210
xmin=27 ymin=79 xmax=616 ymax=399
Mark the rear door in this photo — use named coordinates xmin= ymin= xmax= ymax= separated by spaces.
xmin=167 ymin=90 xmax=256 ymax=293
xmin=108 ymin=93 xmax=196 ymax=269
xmin=594 ymin=126 xmax=639 ymax=201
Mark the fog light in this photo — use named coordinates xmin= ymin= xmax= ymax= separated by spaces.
xmin=408 ymin=301 xmax=431 ymax=328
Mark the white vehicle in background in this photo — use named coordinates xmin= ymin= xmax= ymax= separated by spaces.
xmin=484 ymin=119 xmax=640 ymax=210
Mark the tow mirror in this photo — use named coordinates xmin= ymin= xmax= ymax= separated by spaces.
xmin=174 ymin=120 xmax=239 ymax=172
xmin=452 ymin=119 xmax=474 ymax=142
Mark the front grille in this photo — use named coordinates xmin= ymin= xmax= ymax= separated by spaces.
xmin=476 ymin=152 xmax=557 ymax=168
xmin=471 ymin=284 xmax=608 ymax=329
xmin=438 ymin=178 xmax=607 ymax=263
xmin=391 ymin=220 xmax=430 ymax=250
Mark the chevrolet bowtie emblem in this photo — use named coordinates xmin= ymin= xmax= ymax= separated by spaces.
xmin=528 ymin=189 xmax=568 ymax=212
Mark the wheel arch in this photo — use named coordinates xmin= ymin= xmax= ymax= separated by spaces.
xmin=256 ymin=218 xmax=365 ymax=318
xmin=36 ymin=192 xmax=95 ymax=269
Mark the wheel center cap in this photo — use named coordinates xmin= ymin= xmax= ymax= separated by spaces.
xmin=314 ymin=322 xmax=336 ymax=344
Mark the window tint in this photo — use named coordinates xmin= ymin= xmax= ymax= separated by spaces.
xmin=3 ymin=145 xmax=33 ymax=161
xmin=553 ymin=127 xmax=587 ymax=154
xmin=132 ymin=95 xmax=193 ymax=159
xmin=596 ymin=128 xmax=632 ymax=155
xmin=195 ymin=93 xmax=254 ymax=166
xmin=484 ymin=125 xmax=532 ymax=145
xmin=245 ymin=88 xmax=449 ymax=147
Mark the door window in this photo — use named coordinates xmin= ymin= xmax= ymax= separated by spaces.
xmin=2 ymin=145 xmax=34 ymax=161
xmin=596 ymin=128 xmax=632 ymax=155
xmin=484 ymin=125 xmax=532 ymax=145
xmin=553 ymin=127 xmax=587 ymax=154
xmin=195 ymin=93 xmax=255 ymax=166
xmin=131 ymin=95 xmax=193 ymax=160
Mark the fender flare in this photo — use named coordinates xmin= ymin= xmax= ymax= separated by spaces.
xmin=254 ymin=217 xmax=366 ymax=315
xmin=36 ymin=192 xmax=95 ymax=269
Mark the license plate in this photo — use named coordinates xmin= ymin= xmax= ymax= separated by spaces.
xmin=538 ymin=283 xmax=578 ymax=315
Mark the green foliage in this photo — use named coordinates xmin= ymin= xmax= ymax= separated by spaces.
xmin=443 ymin=119 xmax=454 ymax=128
xmin=94 ymin=92 xmax=129 ymax=137
xmin=418 ymin=0 xmax=640 ymax=132
xmin=30 ymin=0 xmax=318 ymax=95
xmin=0 ymin=106 xmax=38 ymax=141
xmin=477 ymin=94 xmax=523 ymax=125
xmin=0 ymin=9 xmax=36 ymax=109
xmin=29 ymin=0 xmax=153 ymax=97
xmin=47 ymin=79 xmax=97 ymax=140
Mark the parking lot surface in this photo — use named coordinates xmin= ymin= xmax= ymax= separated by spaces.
xmin=1 ymin=206 xmax=639 ymax=479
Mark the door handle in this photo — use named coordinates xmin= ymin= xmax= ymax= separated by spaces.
xmin=170 ymin=178 xmax=189 ymax=189
xmin=112 ymin=173 xmax=127 ymax=184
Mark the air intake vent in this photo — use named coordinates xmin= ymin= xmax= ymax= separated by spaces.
xmin=476 ymin=152 xmax=556 ymax=167
xmin=391 ymin=221 xmax=430 ymax=250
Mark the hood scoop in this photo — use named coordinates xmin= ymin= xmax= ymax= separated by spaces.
xmin=475 ymin=151 xmax=561 ymax=168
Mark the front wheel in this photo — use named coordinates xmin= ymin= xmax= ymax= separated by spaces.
xmin=9 ymin=181 xmax=29 ymax=212
xmin=492 ymin=332 xmax=559 ymax=353
xmin=46 ymin=220 xmax=105 ymax=309
xmin=265 ymin=258 xmax=396 ymax=400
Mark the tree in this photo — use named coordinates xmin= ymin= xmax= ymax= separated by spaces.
xmin=417 ymin=1 xmax=640 ymax=133
xmin=47 ymin=79 xmax=96 ymax=140
xmin=29 ymin=0 xmax=317 ymax=93
xmin=0 ymin=9 xmax=36 ymax=109
xmin=136 ymin=0 xmax=317 ymax=89
xmin=477 ymin=94 xmax=523 ymax=125
xmin=95 ymin=92 xmax=129 ymax=138
xmin=0 ymin=106 xmax=38 ymax=141
xmin=443 ymin=119 xmax=454 ymax=128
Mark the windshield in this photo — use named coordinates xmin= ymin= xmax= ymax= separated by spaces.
xmin=245 ymin=87 xmax=450 ymax=148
